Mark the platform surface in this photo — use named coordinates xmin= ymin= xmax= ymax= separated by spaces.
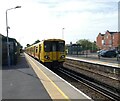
xmin=2 ymin=54 xmax=51 ymax=99
xmin=2 ymin=53 xmax=92 ymax=100
xmin=67 ymin=56 xmax=120 ymax=68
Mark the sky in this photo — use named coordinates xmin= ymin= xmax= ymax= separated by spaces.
xmin=0 ymin=0 xmax=119 ymax=48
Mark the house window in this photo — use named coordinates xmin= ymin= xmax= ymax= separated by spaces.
xmin=106 ymin=35 xmax=108 ymax=39
xmin=102 ymin=40 xmax=104 ymax=45
xmin=113 ymin=36 xmax=114 ymax=39
xmin=109 ymin=40 xmax=112 ymax=45
xmin=102 ymin=40 xmax=105 ymax=45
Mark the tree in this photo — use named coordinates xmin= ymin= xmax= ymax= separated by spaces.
xmin=26 ymin=44 xmax=30 ymax=47
xmin=76 ymin=39 xmax=97 ymax=52
xmin=76 ymin=39 xmax=92 ymax=50
xmin=34 ymin=40 xmax=40 ymax=44
xmin=91 ymin=41 xmax=98 ymax=52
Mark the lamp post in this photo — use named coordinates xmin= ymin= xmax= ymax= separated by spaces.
xmin=6 ymin=6 xmax=21 ymax=67
xmin=62 ymin=28 xmax=65 ymax=39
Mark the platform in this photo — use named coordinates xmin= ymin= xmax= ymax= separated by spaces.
xmin=2 ymin=53 xmax=92 ymax=100
xmin=66 ymin=56 xmax=120 ymax=68
xmin=2 ymin=54 xmax=51 ymax=99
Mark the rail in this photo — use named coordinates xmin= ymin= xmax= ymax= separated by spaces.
xmin=58 ymin=67 xmax=120 ymax=101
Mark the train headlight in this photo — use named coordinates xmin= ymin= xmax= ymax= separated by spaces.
xmin=60 ymin=55 xmax=65 ymax=59
xmin=44 ymin=55 xmax=50 ymax=60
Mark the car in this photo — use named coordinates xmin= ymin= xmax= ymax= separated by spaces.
xmin=97 ymin=50 xmax=106 ymax=57
xmin=117 ymin=50 xmax=120 ymax=61
xmin=98 ymin=49 xmax=117 ymax=58
xmin=117 ymin=54 xmax=120 ymax=61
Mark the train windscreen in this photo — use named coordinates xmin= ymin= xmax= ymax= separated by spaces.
xmin=58 ymin=41 xmax=65 ymax=52
xmin=44 ymin=41 xmax=65 ymax=52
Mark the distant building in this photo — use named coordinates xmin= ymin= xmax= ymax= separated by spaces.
xmin=0 ymin=34 xmax=21 ymax=66
xmin=66 ymin=43 xmax=82 ymax=55
xmin=96 ymin=30 xmax=120 ymax=50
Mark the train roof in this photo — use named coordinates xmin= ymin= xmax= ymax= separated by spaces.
xmin=43 ymin=39 xmax=65 ymax=41
xmin=26 ymin=38 xmax=65 ymax=49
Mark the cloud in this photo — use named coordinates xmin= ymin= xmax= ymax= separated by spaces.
xmin=0 ymin=0 xmax=119 ymax=47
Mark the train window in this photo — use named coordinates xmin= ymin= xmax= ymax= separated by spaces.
xmin=58 ymin=41 xmax=65 ymax=52
xmin=39 ymin=45 xmax=41 ymax=52
xmin=52 ymin=41 xmax=64 ymax=52
xmin=36 ymin=47 xmax=38 ymax=53
xmin=44 ymin=41 xmax=65 ymax=52
xmin=44 ymin=41 xmax=51 ymax=52
xmin=52 ymin=43 xmax=57 ymax=52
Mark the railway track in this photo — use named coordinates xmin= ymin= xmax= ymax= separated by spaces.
xmin=64 ymin=61 xmax=120 ymax=81
xmin=64 ymin=59 xmax=120 ymax=90
xmin=57 ymin=67 xmax=120 ymax=101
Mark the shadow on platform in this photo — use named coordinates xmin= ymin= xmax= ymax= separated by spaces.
xmin=2 ymin=53 xmax=39 ymax=80
xmin=2 ymin=53 xmax=30 ymax=70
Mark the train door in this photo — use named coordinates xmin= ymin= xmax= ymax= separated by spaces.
xmin=52 ymin=42 xmax=57 ymax=61
xmin=35 ymin=46 xmax=38 ymax=59
xmin=34 ymin=46 xmax=35 ymax=57
xmin=39 ymin=44 xmax=41 ymax=60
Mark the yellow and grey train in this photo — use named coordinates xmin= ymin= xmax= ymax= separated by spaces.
xmin=25 ymin=39 xmax=66 ymax=68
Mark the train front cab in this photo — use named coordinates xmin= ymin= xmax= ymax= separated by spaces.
xmin=42 ymin=39 xmax=66 ymax=68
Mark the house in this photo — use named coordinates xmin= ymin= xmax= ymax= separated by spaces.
xmin=96 ymin=30 xmax=120 ymax=50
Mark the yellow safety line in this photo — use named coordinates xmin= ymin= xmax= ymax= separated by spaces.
xmin=25 ymin=54 xmax=70 ymax=100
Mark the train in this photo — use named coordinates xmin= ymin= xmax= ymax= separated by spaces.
xmin=25 ymin=39 xmax=66 ymax=68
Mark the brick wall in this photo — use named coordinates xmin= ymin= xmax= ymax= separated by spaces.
xmin=96 ymin=31 xmax=120 ymax=50
xmin=96 ymin=33 xmax=104 ymax=49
